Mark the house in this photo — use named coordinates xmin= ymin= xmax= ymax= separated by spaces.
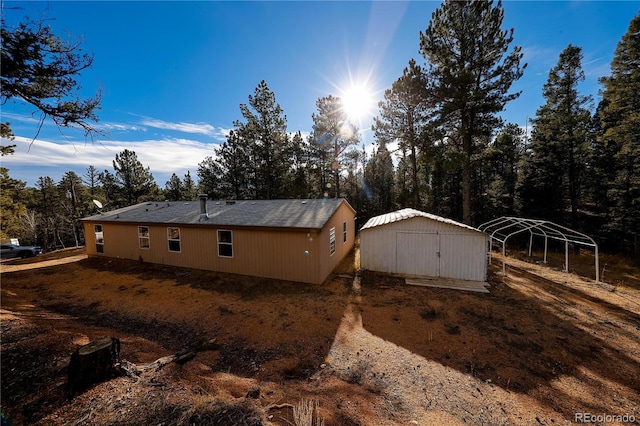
xmin=359 ymin=208 xmax=488 ymax=282
xmin=81 ymin=196 xmax=356 ymax=284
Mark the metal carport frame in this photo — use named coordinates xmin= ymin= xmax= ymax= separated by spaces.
xmin=478 ymin=217 xmax=599 ymax=283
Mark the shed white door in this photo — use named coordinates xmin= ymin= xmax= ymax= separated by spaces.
xmin=439 ymin=233 xmax=486 ymax=281
xmin=396 ymin=232 xmax=439 ymax=276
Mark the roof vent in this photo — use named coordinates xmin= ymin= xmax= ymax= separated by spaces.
xmin=226 ymin=200 xmax=236 ymax=205
xmin=198 ymin=194 xmax=209 ymax=221
xmin=301 ymin=200 xmax=307 ymax=204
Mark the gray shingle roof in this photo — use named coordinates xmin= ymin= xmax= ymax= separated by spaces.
xmin=360 ymin=208 xmax=483 ymax=233
xmin=81 ymin=199 xmax=353 ymax=230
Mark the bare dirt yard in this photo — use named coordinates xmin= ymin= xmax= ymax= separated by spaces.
xmin=1 ymin=246 xmax=639 ymax=425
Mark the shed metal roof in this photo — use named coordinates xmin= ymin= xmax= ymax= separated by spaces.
xmin=360 ymin=208 xmax=484 ymax=233
xmin=81 ymin=198 xmax=354 ymax=230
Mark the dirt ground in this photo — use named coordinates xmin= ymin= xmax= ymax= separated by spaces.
xmin=1 ymin=246 xmax=639 ymax=425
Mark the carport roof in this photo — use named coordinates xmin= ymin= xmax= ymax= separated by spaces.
xmin=360 ymin=208 xmax=483 ymax=233
xmin=478 ymin=216 xmax=597 ymax=248
xmin=478 ymin=216 xmax=600 ymax=283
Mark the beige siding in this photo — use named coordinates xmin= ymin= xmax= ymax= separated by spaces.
xmin=82 ymin=201 xmax=355 ymax=284
xmin=359 ymin=216 xmax=488 ymax=281
xmin=317 ymin=201 xmax=357 ymax=282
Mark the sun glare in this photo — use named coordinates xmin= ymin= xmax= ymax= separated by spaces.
xmin=341 ymin=84 xmax=376 ymax=122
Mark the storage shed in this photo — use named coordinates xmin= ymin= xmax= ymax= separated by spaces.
xmin=81 ymin=197 xmax=356 ymax=284
xmin=359 ymin=208 xmax=489 ymax=282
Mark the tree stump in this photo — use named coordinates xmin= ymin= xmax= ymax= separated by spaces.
xmin=68 ymin=337 xmax=120 ymax=392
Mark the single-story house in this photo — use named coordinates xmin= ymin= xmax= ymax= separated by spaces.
xmin=81 ymin=196 xmax=356 ymax=284
xmin=359 ymin=208 xmax=488 ymax=282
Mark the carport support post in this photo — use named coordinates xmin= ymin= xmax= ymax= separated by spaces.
xmin=565 ymin=240 xmax=569 ymax=273
xmin=528 ymin=231 xmax=533 ymax=257
xmin=543 ymin=236 xmax=548 ymax=264
xmin=502 ymin=242 xmax=506 ymax=278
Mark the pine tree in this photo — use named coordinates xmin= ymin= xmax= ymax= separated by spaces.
xmin=165 ymin=173 xmax=183 ymax=201
xmin=363 ymin=141 xmax=395 ymax=217
xmin=518 ymin=44 xmax=592 ymax=227
xmin=217 ymin=130 xmax=250 ymax=199
xmin=36 ymin=176 xmax=59 ymax=250
xmin=83 ymin=165 xmax=101 ymax=199
xmin=235 ymin=80 xmax=290 ymax=199
xmin=182 ymin=171 xmax=197 ymax=201
xmin=98 ymin=169 xmax=118 ymax=210
xmin=482 ymin=123 xmax=525 ymax=219
xmin=197 ymin=156 xmax=223 ymax=199
xmin=286 ymin=131 xmax=311 ymax=198
xmin=1 ymin=16 xmax=102 ymax=139
xmin=112 ymin=149 xmax=158 ymax=206
xmin=597 ymin=12 xmax=640 ymax=253
xmin=372 ymin=59 xmax=430 ymax=209
xmin=0 ymin=167 xmax=27 ymax=241
xmin=419 ymin=0 xmax=525 ymax=224
xmin=309 ymin=95 xmax=360 ymax=198
xmin=58 ymin=171 xmax=86 ymax=246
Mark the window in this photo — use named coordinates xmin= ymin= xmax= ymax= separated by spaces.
xmin=217 ymin=230 xmax=233 ymax=258
xmin=168 ymin=227 xmax=181 ymax=252
xmin=343 ymin=221 xmax=347 ymax=243
xmin=138 ymin=226 xmax=150 ymax=249
xmin=94 ymin=224 xmax=104 ymax=253
xmin=329 ymin=227 xmax=336 ymax=256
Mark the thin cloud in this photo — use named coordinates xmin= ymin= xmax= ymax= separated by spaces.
xmin=98 ymin=122 xmax=147 ymax=132
xmin=0 ymin=111 xmax=47 ymax=125
xmin=140 ymin=117 xmax=217 ymax=136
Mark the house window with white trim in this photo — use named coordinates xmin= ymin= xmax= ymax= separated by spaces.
xmin=330 ymin=227 xmax=336 ymax=256
xmin=343 ymin=221 xmax=347 ymax=243
xmin=218 ymin=230 xmax=233 ymax=258
xmin=138 ymin=226 xmax=150 ymax=249
xmin=168 ymin=227 xmax=181 ymax=252
xmin=94 ymin=224 xmax=104 ymax=253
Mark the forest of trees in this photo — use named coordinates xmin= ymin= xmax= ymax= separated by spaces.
xmin=1 ymin=1 xmax=638 ymax=256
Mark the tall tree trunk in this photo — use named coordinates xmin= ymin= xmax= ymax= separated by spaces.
xmin=410 ymin=143 xmax=420 ymax=209
xmin=462 ymin=115 xmax=473 ymax=225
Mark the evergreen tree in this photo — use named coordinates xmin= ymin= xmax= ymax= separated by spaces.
xmin=372 ymin=59 xmax=431 ymax=209
xmin=419 ymin=0 xmax=525 ymax=224
xmin=597 ymin=12 xmax=640 ymax=253
xmin=98 ymin=169 xmax=118 ymax=210
xmin=518 ymin=44 xmax=592 ymax=227
xmin=165 ymin=173 xmax=183 ymax=201
xmin=217 ymin=130 xmax=250 ymax=199
xmin=1 ymin=16 xmax=102 ymax=138
xmin=112 ymin=149 xmax=157 ymax=206
xmin=235 ymin=80 xmax=291 ymax=199
xmin=182 ymin=171 xmax=197 ymax=201
xmin=35 ymin=176 xmax=59 ymax=250
xmin=197 ymin=156 xmax=223 ymax=198
xmin=363 ymin=141 xmax=395 ymax=217
xmin=83 ymin=165 xmax=101 ymax=199
xmin=286 ymin=131 xmax=311 ymax=198
xmin=481 ymin=123 xmax=525 ymax=219
xmin=342 ymin=147 xmax=366 ymax=217
xmin=58 ymin=171 xmax=86 ymax=246
xmin=0 ymin=167 xmax=27 ymax=241
xmin=309 ymin=95 xmax=360 ymax=198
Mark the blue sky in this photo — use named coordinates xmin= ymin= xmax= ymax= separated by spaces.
xmin=2 ymin=1 xmax=638 ymax=188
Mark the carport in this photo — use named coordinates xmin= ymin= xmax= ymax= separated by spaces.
xmin=478 ymin=217 xmax=599 ymax=283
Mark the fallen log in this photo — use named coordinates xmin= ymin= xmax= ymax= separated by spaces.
xmin=143 ymin=349 xmax=197 ymax=372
